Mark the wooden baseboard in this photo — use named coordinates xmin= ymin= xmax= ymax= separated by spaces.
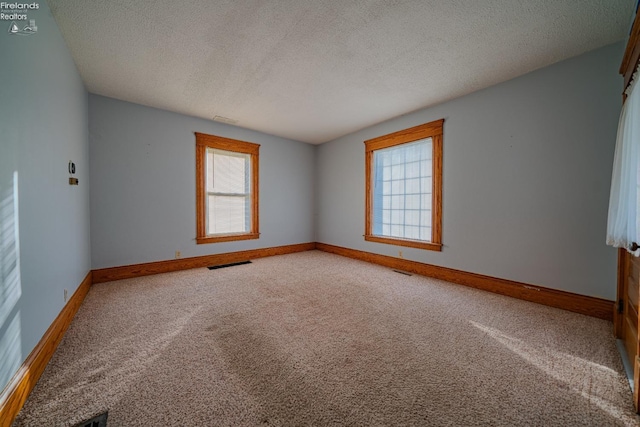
xmin=92 ymin=242 xmax=317 ymax=283
xmin=0 ymin=271 xmax=92 ymax=427
xmin=316 ymin=242 xmax=614 ymax=321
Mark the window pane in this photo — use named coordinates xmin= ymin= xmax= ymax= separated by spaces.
xmin=391 ymin=180 xmax=403 ymax=194
xmin=392 ymin=164 xmax=405 ymax=180
xmin=382 ymin=196 xmax=391 ymax=209
xmin=208 ymin=195 xmax=247 ymax=234
xmin=207 ymin=148 xmax=250 ymax=194
xmin=405 ymin=143 xmax=420 ymax=160
xmin=421 ymin=159 xmax=432 ymax=176
xmin=391 ymin=209 xmax=403 ymax=224
xmin=371 ymin=138 xmax=433 ymax=243
xmin=421 ymin=195 xmax=432 ymax=210
xmin=406 ymin=195 xmax=420 ymax=209
xmin=406 ymin=210 xmax=420 ymax=226
xmin=420 ymin=140 xmax=432 ymax=160
xmin=421 ymin=177 xmax=432 ymax=191
xmin=391 ymin=195 xmax=403 ymax=209
xmin=406 ymin=178 xmax=420 ymax=194
xmin=420 ymin=226 xmax=432 ymax=241
xmin=391 ymin=150 xmax=403 ymax=165
xmin=205 ymin=147 xmax=253 ymax=237
xmin=420 ymin=210 xmax=431 ymax=227
xmin=382 ymin=165 xmax=392 ymax=180
xmin=405 ymin=226 xmax=420 ymax=239
xmin=406 ymin=161 xmax=420 ymax=178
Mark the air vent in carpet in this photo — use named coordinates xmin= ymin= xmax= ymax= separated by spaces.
xmin=74 ymin=412 xmax=108 ymax=427
xmin=208 ymin=260 xmax=252 ymax=270
xmin=393 ymin=269 xmax=413 ymax=276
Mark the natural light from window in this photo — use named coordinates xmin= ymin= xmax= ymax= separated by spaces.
xmin=206 ymin=148 xmax=251 ymax=235
xmin=195 ymin=132 xmax=259 ymax=244
xmin=372 ymin=138 xmax=432 ymax=241
xmin=364 ymin=119 xmax=443 ymax=251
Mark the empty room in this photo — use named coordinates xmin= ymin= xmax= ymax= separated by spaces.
xmin=3 ymin=0 xmax=640 ymax=425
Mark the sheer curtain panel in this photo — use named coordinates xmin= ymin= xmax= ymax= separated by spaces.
xmin=607 ymin=65 xmax=640 ymax=254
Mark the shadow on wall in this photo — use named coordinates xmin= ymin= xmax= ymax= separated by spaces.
xmin=0 ymin=171 xmax=22 ymax=391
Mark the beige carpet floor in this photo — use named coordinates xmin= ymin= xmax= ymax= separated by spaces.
xmin=12 ymin=250 xmax=640 ymax=426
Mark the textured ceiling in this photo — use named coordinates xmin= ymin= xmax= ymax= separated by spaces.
xmin=48 ymin=0 xmax=635 ymax=144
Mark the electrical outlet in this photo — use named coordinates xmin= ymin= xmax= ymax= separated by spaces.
xmin=64 ymin=289 xmax=68 ymax=303
xmin=398 ymin=251 xmax=403 ymax=258
xmin=175 ymin=250 xmax=181 ymax=259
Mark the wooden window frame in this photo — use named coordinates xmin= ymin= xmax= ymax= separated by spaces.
xmin=364 ymin=119 xmax=443 ymax=251
xmin=195 ymin=132 xmax=260 ymax=244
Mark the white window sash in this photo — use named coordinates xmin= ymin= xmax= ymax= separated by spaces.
xmin=205 ymin=148 xmax=251 ymax=236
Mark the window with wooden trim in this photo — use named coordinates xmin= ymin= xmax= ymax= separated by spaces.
xmin=195 ymin=132 xmax=259 ymax=244
xmin=364 ymin=119 xmax=443 ymax=251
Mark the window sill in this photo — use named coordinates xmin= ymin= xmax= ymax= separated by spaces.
xmin=364 ymin=234 xmax=442 ymax=252
xmin=197 ymin=232 xmax=260 ymax=245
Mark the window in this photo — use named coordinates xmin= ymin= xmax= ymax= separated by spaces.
xmin=364 ymin=119 xmax=443 ymax=251
xmin=195 ymin=132 xmax=259 ymax=244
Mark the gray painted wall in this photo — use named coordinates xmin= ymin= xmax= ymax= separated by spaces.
xmin=0 ymin=4 xmax=90 ymax=391
xmin=89 ymin=95 xmax=316 ymax=269
xmin=316 ymin=42 xmax=623 ymax=300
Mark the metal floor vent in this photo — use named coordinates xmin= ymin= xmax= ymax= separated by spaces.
xmin=208 ymin=260 xmax=252 ymax=270
xmin=393 ymin=269 xmax=413 ymax=276
xmin=74 ymin=412 xmax=108 ymax=427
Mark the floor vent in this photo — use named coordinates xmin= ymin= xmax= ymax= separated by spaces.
xmin=208 ymin=260 xmax=252 ymax=270
xmin=74 ymin=412 xmax=108 ymax=427
xmin=393 ymin=269 xmax=413 ymax=276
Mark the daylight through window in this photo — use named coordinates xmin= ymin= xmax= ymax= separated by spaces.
xmin=365 ymin=119 xmax=443 ymax=251
xmin=196 ymin=132 xmax=259 ymax=244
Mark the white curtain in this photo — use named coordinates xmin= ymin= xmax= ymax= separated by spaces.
xmin=607 ymin=65 xmax=640 ymax=254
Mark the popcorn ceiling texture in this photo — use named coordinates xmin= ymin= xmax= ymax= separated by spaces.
xmin=13 ymin=251 xmax=640 ymax=426
xmin=47 ymin=0 xmax=634 ymax=144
